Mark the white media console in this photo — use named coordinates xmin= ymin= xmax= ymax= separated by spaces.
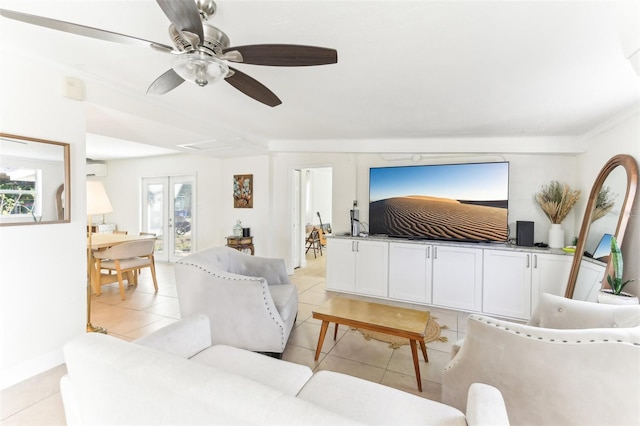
xmin=326 ymin=235 xmax=606 ymax=321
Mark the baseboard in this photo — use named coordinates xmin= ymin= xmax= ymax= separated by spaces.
xmin=0 ymin=348 xmax=65 ymax=390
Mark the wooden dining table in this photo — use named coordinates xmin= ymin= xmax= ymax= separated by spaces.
xmin=87 ymin=233 xmax=155 ymax=295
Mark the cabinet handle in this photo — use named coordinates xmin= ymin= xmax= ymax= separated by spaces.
xmin=426 ymin=246 xmax=431 ymax=259
xmin=434 ymin=246 xmax=438 ymax=260
xmin=356 ymin=241 xmax=359 ymax=252
xmin=534 ymin=254 xmax=538 ymax=269
xmin=526 ymin=254 xmax=530 ymax=268
xmin=351 ymin=241 xmax=355 ymax=252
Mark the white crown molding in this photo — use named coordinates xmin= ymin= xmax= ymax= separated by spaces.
xmin=268 ymin=136 xmax=586 ymax=155
xmin=580 ymin=106 xmax=640 ymax=141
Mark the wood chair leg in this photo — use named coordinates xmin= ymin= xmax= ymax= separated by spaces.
xmin=125 ymin=271 xmax=136 ymax=287
xmin=150 ymin=257 xmax=159 ymax=293
xmin=115 ymin=260 xmax=126 ymax=300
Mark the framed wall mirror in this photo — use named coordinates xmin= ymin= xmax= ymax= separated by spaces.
xmin=565 ymin=154 xmax=638 ymax=299
xmin=0 ymin=133 xmax=71 ymax=226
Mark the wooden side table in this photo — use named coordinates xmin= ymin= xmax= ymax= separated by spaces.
xmin=226 ymin=236 xmax=255 ymax=255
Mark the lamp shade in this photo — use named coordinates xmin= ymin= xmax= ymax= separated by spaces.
xmin=86 ymin=180 xmax=113 ymax=215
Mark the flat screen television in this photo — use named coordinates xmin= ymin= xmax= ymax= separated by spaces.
xmin=369 ymin=162 xmax=509 ymax=242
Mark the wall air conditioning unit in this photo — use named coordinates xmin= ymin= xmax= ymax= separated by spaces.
xmin=86 ymin=162 xmax=108 ymax=177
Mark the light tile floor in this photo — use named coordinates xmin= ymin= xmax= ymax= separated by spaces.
xmin=1 ymin=249 xmax=470 ymax=425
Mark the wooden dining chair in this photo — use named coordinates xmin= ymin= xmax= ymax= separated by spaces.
xmin=93 ymin=239 xmax=158 ymax=300
xmin=136 ymin=232 xmax=157 ymax=277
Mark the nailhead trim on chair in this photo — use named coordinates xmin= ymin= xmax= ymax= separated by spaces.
xmin=261 ymin=287 xmax=286 ymax=348
xmin=476 ymin=316 xmax=640 ymax=345
xmin=177 ymin=260 xmax=287 ymax=350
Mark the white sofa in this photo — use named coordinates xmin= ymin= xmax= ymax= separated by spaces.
xmin=441 ymin=293 xmax=640 ymax=426
xmin=174 ymin=246 xmax=297 ymax=356
xmin=61 ymin=315 xmax=510 ymax=425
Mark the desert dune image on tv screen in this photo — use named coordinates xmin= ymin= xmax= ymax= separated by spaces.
xmin=369 ymin=162 xmax=509 ymax=242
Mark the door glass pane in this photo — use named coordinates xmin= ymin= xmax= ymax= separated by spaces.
xmin=146 ymin=183 xmax=164 ymax=254
xmin=173 ymin=182 xmax=192 ymax=255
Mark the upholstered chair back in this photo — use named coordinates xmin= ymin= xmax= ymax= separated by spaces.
xmin=528 ymin=292 xmax=640 ymax=329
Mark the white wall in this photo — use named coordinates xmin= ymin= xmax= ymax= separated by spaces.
xmin=96 ymin=154 xmax=221 ymax=251
xmin=579 ymin=110 xmax=640 ymax=295
xmin=269 ymin=151 xmax=587 ymax=272
xmin=0 ymin=53 xmax=86 ymax=389
xmin=305 ymin=167 xmax=332 ymax=227
xmin=100 ymin=154 xmax=272 ymax=255
xmin=270 ymin=153 xmax=357 ymax=268
xmin=220 ymin=155 xmax=271 ymax=254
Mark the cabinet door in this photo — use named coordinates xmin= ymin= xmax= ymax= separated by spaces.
xmin=432 ymin=245 xmax=483 ymax=312
xmin=483 ymin=250 xmax=532 ymax=319
xmin=531 ymin=253 xmax=572 ymax=312
xmin=572 ymin=259 xmax=606 ymax=302
xmin=388 ymin=243 xmax=432 ymax=303
xmin=326 ymin=238 xmax=356 ymax=292
xmin=354 ymin=240 xmax=389 ymax=297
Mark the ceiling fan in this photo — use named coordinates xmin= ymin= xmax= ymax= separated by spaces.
xmin=0 ymin=0 xmax=338 ymax=107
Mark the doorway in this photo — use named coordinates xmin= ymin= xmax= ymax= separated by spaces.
xmin=291 ymin=167 xmax=332 ymax=269
xmin=141 ymin=175 xmax=196 ymax=262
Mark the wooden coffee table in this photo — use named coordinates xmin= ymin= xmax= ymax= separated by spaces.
xmin=312 ymin=297 xmax=430 ymax=391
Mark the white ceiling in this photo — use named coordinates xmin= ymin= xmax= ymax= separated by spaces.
xmin=1 ymin=0 xmax=639 ymax=160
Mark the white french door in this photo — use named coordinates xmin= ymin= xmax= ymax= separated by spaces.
xmin=141 ymin=175 xmax=196 ymax=262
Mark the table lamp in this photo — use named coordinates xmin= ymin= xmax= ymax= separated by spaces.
xmin=86 ymin=180 xmax=113 ymax=333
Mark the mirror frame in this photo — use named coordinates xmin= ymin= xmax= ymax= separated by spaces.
xmin=0 ymin=132 xmax=71 ymax=226
xmin=565 ymin=154 xmax=638 ymax=298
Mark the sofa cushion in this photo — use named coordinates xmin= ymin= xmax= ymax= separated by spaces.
xmin=191 ymin=345 xmax=313 ymax=395
xmin=64 ymin=333 xmax=354 ymax=425
xmin=298 ymin=370 xmax=467 ymax=425
xmin=134 ymin=314 xmax=211 ymax=358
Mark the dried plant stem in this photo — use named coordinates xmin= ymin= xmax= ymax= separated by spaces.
xmin=535 ymin=181 xmax=580 ymax=224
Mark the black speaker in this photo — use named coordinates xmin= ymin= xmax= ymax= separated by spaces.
xmin=516 ymin=221 xmax=534 ymax=247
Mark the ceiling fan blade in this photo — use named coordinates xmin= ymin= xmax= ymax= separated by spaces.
xmin=222 ymin=44 xmax=338 ymax=66
xmin=147 ymin=69 xmax=185 ymax=95
xmin=155 ymin=0 xmax=204 ymax=45
xmin=0 ymin=9 xmax=174 ymax=52
xmin=225 ymin=67 xmax=281 ymax=107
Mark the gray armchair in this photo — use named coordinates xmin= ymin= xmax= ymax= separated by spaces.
xmin=174 ymin=246 xmax=298 ymax=356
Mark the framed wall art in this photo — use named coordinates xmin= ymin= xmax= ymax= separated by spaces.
xmin=233 ymin=174 xmax=253 ymax=208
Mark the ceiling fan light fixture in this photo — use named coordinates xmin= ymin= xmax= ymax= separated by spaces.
xmin=172 ymin=52 xmax=228 ymax=87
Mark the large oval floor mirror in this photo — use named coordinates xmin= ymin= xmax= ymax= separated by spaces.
xmin=565 ymin=154 xmax=638 ymax=299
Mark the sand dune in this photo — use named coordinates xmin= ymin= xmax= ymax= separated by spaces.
xmin=405 ymin=195 xmax=460 ymax=203
xmin=370 ymin=196 xmax=508 ymax=242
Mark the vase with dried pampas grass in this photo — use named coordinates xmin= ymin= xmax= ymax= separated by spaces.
xmin=535 ymin=181 xmax=580 ymax=248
